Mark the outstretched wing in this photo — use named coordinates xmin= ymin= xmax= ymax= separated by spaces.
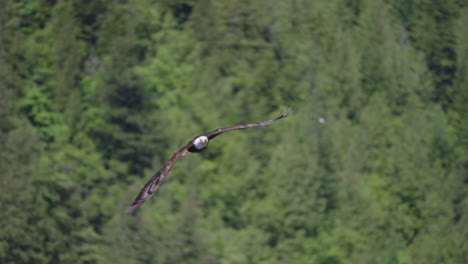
xmin=126 ymin=141 xmax=193 ymax=213
xmin=204 ymin=107 xmax=293 ymax=140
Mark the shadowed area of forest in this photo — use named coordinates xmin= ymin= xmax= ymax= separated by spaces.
xmin=1 ymin=0 xmax=467 ymax=263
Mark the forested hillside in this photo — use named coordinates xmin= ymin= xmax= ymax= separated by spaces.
xmin=1 ymin=0 xmax=467 ymax=263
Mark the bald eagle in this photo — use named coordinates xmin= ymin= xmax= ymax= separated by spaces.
xmin=127 ymin=107 xmax=293 ymax=212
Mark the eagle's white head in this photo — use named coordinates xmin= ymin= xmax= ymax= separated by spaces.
xmin=193 ymin=136 xmax=208 ymax=150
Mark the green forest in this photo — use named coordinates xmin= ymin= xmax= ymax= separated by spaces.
xmin=1 ymin=0 xmax=468 ymax=263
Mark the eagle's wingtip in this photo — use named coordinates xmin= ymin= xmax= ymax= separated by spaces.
xmin=126 ymin=201 xmax=142 ymax=214
xmin=278 ymin=107 xmax=293 ymax=119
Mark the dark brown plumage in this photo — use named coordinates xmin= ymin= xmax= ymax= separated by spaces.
xmin=126 ymin=107 xmax=293 ymax=212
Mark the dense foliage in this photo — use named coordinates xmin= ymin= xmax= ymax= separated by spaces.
xmin=1 ymin=0 xmax=467 ymax=263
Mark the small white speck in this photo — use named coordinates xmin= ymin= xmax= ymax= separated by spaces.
xmin=318 ymin=118 xmax=325 ymax=123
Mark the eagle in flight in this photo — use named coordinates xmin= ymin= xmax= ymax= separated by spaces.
xmin=127 ymin=107 xmax=293 ymax=212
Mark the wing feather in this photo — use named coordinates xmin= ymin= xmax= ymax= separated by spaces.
xmin=126 ymin=142 xmax=192 ymax=213
xmin=204 ymin=107 xmax=292 ymax=139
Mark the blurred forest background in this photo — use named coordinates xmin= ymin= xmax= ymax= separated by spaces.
xmin=1 ymin=0 xmax=468 ymax=263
